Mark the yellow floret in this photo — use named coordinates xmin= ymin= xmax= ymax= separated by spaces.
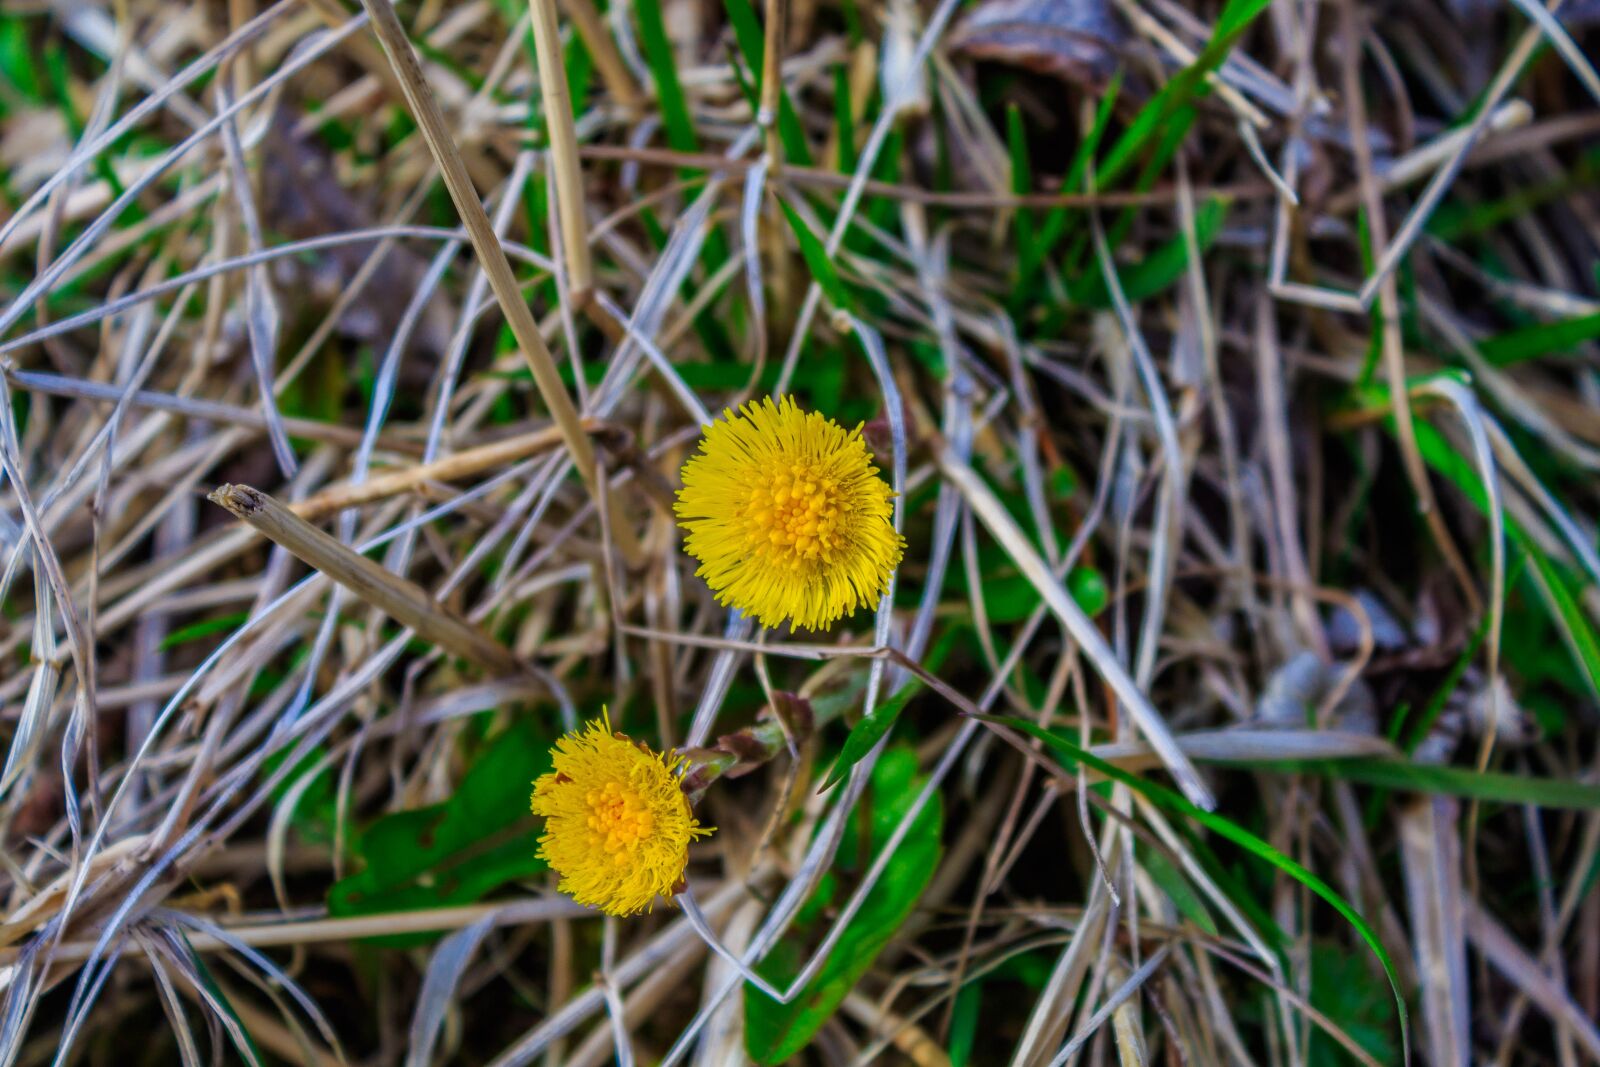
xmin=674 ymin=396 xmax=904 ymax=630
xmin=530 ymin=714 xmax=712 ymax=916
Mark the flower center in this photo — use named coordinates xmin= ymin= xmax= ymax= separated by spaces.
xmin=586 ymin=781 xmax=655 ymax=861
xmin=741 ymin=462 xmax=843 ymax=570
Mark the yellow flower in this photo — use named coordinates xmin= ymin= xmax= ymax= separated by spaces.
xmin=530 ymin=713 xmax=712 ymax=916
xmin=674 ymin=396 xmax=904 ymax=631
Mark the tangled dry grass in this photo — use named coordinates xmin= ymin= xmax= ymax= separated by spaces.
xmin=0 ymin=0 xmax=1598 ymax=1062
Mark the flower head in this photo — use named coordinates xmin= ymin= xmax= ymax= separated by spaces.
xmin=530 ymin=713 xmax=712 ymax=916
xmin=674 ymin=396 xmax=904 ymax=631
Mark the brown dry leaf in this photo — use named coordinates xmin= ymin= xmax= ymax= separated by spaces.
xmin=950 ymin=0 xmax=1127 ymax=87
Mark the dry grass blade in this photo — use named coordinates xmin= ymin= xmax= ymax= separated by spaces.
xmin=208 ymin=484 xmax=523 ymax=676
xmin=1049 ymin=943 xmax=1173 ymax=1066
xmin=1341 ymin=0 xmax=1482 ymax=621
xmin=528 ymin=0 xmax=594 ymax=304
xmin=1465 ymin=897 xmax=1600 ymax=1061
xmin=288 ymin=422 xmax=606 ymax=518
xmin=352 ymin=0 xmax=642 ymax=564
xmin=557 ymin=0 xmax=641 ymax=112
xmin=940 ymin=450 xmax=1214 ymax=810
xmin=1398 ymin=799 xmax=1471 ymax=1067
xmin=2 ymin=0 xmax=1596 ymax=1061
xmin=1012 ymin=884 xmax=1113 ymax=1066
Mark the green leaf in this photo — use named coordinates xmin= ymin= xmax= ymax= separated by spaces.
xmin=838 ymin=0 xmax=862 ymax=43
xmin=328 ymin=719 xmax=553 ymax=944
xmin=1501 ymin=563 xmax=1587 ymax=710
xmin=564 ymin=20 xmax=594 ymax=105
xmin=1308 ymin=941 xmax=1399 ymax=1067
xmin=1138 ymin=842 xmax=1216 ymax=935
xmin=820 ymin=680 xmax=922 ymax=792
xmin=1068 ymin=566 xmax=1109 ymax=617
xmin=264 ymin=745 xmax=339 ymax=846
xmin=948 ymin=981 xmax=981 ymax=1067
xmin=280 ymin=346 xmax=349 ymax=449
xmin=960 ymin=557 xmax=1106 ymax=625
xmin=1050 ymin=464 xmax=1078 ymax=501
xmin=974 ymin=571 xmax=1043 ymax=623
xmin=676 ymin=360 xmax=776 ymax=392
xmin=1426 ymin=154 xmax=1600 ymax=242
xmin=745 ymin=747 xmax=943 ymax=1063
xmin=990 ymin=947 xmax=1054 ymax=989
xmin=806 ymin=342 xmax=846 ymax=414
xmin=778 ymin=197 xmax=852 ymax=312
xmin=722 ymin=0 xmax=761 ymax=66
xmin=976 ymin=713 xmax=1409 ymax=1054
xmin=1120 ymin=196 xmax=1229 ymax=300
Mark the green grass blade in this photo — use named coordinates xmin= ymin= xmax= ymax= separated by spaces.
xmin=1478 ymin=311 xmax=1600 ymax=366
xmin=1006 ymin=103 xmax=1035 ymax=272
xmin=1525 ymin=546 xmax=1600 ymax=700
xmin=1098 ymin=0 xmax=1269 ymax=189
xmin=1243 ymin=757 xmax=1600 ymax=810
xmin=721 ymin=0 xmax=813 ymax=164
xmin=832 ymin=62 xmax=856 ymax=172
xmin=158 ymin=611 xmax=254 ymax=651
xmin=1069 ymin=196 xmax=1229 ymax=306
xmin=1019 ymin=72 xmax=1120 ymax=294
xmin=635 ymin=0 xmax=698 ymax=155
xmin=778 ymin=196 xmax=852 ymax=311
